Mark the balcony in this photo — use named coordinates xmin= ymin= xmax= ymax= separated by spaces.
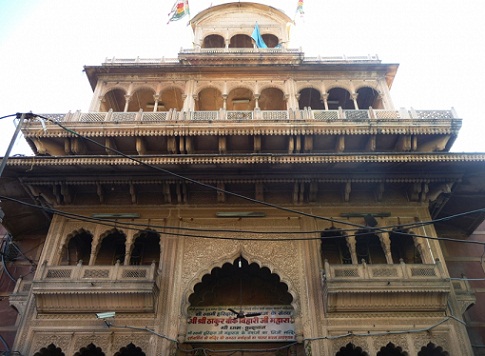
xmin=323 ymin=260 xmax=451 ymax=313
xmin=34 ymin=108 xmax=459 ymax=125
xmin=32 ymin=261 xmax=158 ymax=313
xmin=21 ymin=108 xmax=461 ymax=156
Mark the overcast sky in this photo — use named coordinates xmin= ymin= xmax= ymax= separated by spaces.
xmin=1 ymin=0 xmax=484 ymax=155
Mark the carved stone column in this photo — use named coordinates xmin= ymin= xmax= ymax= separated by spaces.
xmin=152 ymin=94 xmax=160 ymax=112
xmin=351 ymin=93 xmax=359 ymax=109
xmin=322 ymin=93 xmax=329 ymax=110
xmin=123 ymin=94 xmax=131 ymax=112
xmin=346 ymin=236 xmax=357 ymax=264
xmin=378 ymin=231 xmax=393 ymax=264
xmin=254 ymin=94 xmax=260 ymax=109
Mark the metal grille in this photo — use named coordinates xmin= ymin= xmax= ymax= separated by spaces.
xmin=372 ymin=267 xmax=398 ymax=277
xmin=345 ymin=110 xmax=369 ymax=120
xmin=111 ymin=112 xmax=136 ymax=122
xmin=226 ymin=111 xmax=253 ymax=120
xmin=191 ymin=111 xmax=219 ymax=121
xmin=410 ymin=267 xmax=436 ymax=277
xmin=261 ymin=111 xmax=289 ymax=120
xmin=142 ymin=112 xmax=168 ymax=122
xmin=334 ymin=268 xmax=359 ymax=277
xmin=313 ymin=110 xmax=339 ymax=121
xmin=80 ymin=113 xmax=106 ymax=122
xmin=46 ymin=269 xmax=72 ymax=279
xmin=122 ymin=269 xmax=147 ymax=278
xmin=83 ymin=269 xmax=110 ymax=278
xmin=374 ymin=110 xmax=400 ymax=119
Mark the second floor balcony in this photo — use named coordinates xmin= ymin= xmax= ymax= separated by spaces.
xmin=22 ymin=108 xmax=460 ymax=157
xmin=32 ymin=261 xmax=158 ymax=313
xmin=323 ymin=259 xmax=451 ymax=313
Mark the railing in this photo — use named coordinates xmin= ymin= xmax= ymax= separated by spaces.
xmin=32 ymin=261 xmax=158 ymax=313
xmin=324 ymin=259 xmax=448 ymax=281
xmin=36 ymin=108 xmax=458 ymax=124
xmin=36 ymin=260 xmax=156 ymax=282
xmin=323 ymin=259 xmax=451 ymax=313
xmin=103 ymin=53 xmax=378 ymax=65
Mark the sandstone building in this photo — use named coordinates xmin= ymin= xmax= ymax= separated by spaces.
xmin=1 ymin=2 xmax=485 ymax=355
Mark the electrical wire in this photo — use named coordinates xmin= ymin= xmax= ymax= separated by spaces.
xmin=25 ymin=113 xmax=485 ymax=236
xmin=1 ymin=193 xmax=485 ymax=246
xmin=0 ymin=114 xmax=19 ymax=120
xmin=30 ymin=113 xmax=377 ymax=231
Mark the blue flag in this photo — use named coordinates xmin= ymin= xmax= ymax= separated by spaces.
xmin=251 ymin=23 xmax=267 ymax=48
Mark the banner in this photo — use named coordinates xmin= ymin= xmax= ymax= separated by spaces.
xmin=186 ymin=305 xmax=295 ymax=343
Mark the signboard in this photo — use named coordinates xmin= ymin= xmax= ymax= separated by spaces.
xmin=186 ymin=305 xmax=295 ymax=343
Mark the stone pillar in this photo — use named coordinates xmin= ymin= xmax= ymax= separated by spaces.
xmin=222 ymin=94 xmax=228 ymax=110
xmin=123 ymin=94 xmax=131 ymax=112
xmin=153 ymin=94 xmax=160 ymax=112
xmin=351 ymin=93 xmax=359 ymax=110
xmin=346 ymin=236 xmax=357 ymax=264
xmin=254 ymin=94 xmax=260 ymax=109
xmin=379 ymin=232 xmax=393 ymax=264
xmin=322 ymin=93 xmax=329 ymax=110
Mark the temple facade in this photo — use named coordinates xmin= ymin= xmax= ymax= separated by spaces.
xmin=1 ymin=2 xmax=485 ymax=355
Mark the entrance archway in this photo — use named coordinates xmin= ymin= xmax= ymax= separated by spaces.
xmin=182 ymin=257 xmax=301 ymax=355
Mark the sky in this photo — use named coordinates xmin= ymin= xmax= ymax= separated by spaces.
xmin=1 ymin=0 xmax=484 ymax=155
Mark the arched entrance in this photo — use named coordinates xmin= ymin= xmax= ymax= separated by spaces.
xmin=181 ymin=257 xmax=301 ymax=355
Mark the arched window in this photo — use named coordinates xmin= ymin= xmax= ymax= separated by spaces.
xmin=262 ymin=34 xmax=279 ymax=48
xmin=196 ymin=87 xmax=223 ymax=111
xmin=101 ymin=89 xmax=126 ymax=112
xmin=259 ymin=87 xmax=286 ymax=110
xmin=96 ymin=229 xmax=126 ymax=265
xmin=298 ymin=88 xmax=324 ymax=110
xmin=202 ymin=34 xmax=225 ymax=48
xmin=114 ymin=343 xmax=146 ymax=356
xmin=327 ymin=88 xmax=354 ymax=110
xmin=227 ymin=87 xmax=255 ymax=111
xmin=321 ymin=228 xmax=352 ymax=265
xmin=159 ymin=87 xmax=184 ymax=111
xmin=357 ymin=87 xmax=380 ymax=109
xmin=336 ymin=343 xmax=369 ymax=356
xmin=229 ymin=34 xmax=253 ymax=48
xmin=131 ymin=229 xmax=161 ymax=266
xmin=377 ymin=342 xmax=408 ymax=356
xmin=62 ymin=229 xmax=92 ymax=265
xmin=74 ymin=343 xmax=105 ymax=356
xmin=33 ymin=344 xmax=65 ymax=356
xmin=390 ymin=227 xmax=422 ymax=264
xmin=127 ymin=88 xmax=156 ymax=112
xmin=418 ymin=343 xmax=449 ymax=356
xmin=355 ymin=229 xmax=386 ymax=264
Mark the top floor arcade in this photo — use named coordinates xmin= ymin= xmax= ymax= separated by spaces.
xmin=189 ymin=2 xmax=292 ymax=51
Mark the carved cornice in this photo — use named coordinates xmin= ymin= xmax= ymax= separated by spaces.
xmin=22 ymin=120 xmax=461 ymax=138
xmin=7 ymin=153 xmax=485 ymax=168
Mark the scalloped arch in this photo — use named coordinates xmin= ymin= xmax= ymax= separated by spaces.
xmin=101 ymin=85 xmax=127 ymax=97
xmin=194 ymin=83 xmax=224 ymax=96
xmin=227 ymin=83 xmax=255 ymax=95
xmin=181 ymin=248 xmax=299 ymax=317
xmin=159 ymin=84 xmax=185 ymax=96
xmin=130 ymin=84 xmax=157 ymax=95
xmin=259 ymin=82 xmax=286 ymax=94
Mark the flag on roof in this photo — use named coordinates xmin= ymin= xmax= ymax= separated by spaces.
xmin=296 ymin=0 xmax=304 ymax=17
xmin=251 ymin=22 xmax=267 ymax=49
xmin=167 ymin=0 xmax=190 ymax=24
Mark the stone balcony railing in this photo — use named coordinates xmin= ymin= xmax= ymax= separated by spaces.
xmin=36 ymin=108 xmax=459 ymax=125
xmin=103 ymin=53 xmax=379 ymax=65
xmin=32 ymin=261 xmax=158 ymax=313
xmin=323 ymin=259 xmax=451 ymax=313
